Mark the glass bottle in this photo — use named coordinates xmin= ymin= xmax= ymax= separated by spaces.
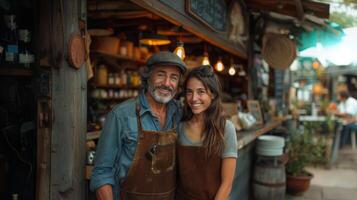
xmin=18 ymin=29 xmax=34 ymax=68
xmin=4 ymin=11 xmax=19 ymax=66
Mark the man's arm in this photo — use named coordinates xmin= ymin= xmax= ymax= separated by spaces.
xmin=96 ymin=184 xmax=114 ymax=200
xmin=90 ymin=112 xmax=122 ymax=199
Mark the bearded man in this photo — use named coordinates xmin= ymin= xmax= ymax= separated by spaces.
xmin=90 ymin=52 xmax=187 ymax=200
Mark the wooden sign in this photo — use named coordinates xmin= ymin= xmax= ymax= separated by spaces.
xmin=247 ymin=100 xmax=263 ymax=125
xmin=186 ymin=0 xmax=227 ymax=32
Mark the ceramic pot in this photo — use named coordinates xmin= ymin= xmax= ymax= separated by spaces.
xmin=286 ymin=172 xmax=313 ymax=196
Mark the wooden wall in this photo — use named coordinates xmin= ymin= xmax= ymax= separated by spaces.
xmin=35 ymin=0 xmax=87 ymax=199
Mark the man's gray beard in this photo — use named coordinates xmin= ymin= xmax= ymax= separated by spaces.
xmin=148 ymin=84 xmax=176 ymax=104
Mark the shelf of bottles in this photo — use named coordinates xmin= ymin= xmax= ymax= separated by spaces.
xmin=91 ymin=50 xmax=146 ymax=65
xmin=0 ymin=7 xmax=35 ymax=73
xmin=90 ymin=64 xmax=142 ymax=100
xmin=87 ymin=62 xmax=143 ymax=135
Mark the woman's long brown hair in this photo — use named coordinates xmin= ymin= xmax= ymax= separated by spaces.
xmin=181 ymin=65 xmax=226 ymax=158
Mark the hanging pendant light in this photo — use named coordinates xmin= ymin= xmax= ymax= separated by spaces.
xmin=228 ymin=58 xmax=236 ymax=76
xmin=228 ymin=65 xmax=236 ymax=76
xmin=173 ymin=27 xmax=185 ymax=60
xmin=201 ymin=44 xmax=210 ymax=65
xmin=139 ymin=32 xmax=171 ymax=46
xmin=174 ymin=41 xmax=185 ymax=60
xmin=202 ymin=52 xmax=210 ymax=65
xmin=214 ymin=57 xmax=224 ymax=72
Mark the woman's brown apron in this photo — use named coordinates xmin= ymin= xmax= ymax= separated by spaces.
xmin=176 ymin=145 xmax=221 ymax=200
xmin=120 ymin=105 xmax=177 ymax=200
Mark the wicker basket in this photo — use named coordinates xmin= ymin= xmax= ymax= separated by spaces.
xmin=262 ymin=33 xmax=296 ymax=69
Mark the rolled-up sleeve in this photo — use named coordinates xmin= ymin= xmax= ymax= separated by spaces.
xmin=222 ymin=120 xmax=238 ymax=158
xmin=90 ymin=112 xmax=121 ymax=191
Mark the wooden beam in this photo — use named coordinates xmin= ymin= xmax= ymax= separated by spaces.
xmin=130 ymin=0 xmax=247 ymax=59
xmin=245 ymin=0 xmax=329 ymax=19
xmin=88 ymin=0 xmax=143 ymax=11
xmin=88 ymin=10 xmax=157 ymax=20
xmin=302 ymin=1 xmax=329 ymax=19
xmin=294 ymin=0 xmax=304 ymax=20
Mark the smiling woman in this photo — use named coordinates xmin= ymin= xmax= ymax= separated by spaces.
xmin=177 ymin=65 xmax=238 ymax=200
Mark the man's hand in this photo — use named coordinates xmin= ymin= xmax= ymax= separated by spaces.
xmin=344 ymin=116 xmax=357 ymax=125
xmin=96 ymin=184 xmax=114 ymax=200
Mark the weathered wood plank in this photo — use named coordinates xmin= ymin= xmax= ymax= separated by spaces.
xmin=51 ymin=1 xmax=87 ymax=199
xmin=34 ymin=0 xmax=52 ymax=199
xmin=36 ymin=99 xmax=51 ymax=200
xmin=36 ymin=0 xmax=87 ymax=199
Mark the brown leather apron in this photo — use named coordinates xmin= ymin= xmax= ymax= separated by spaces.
xmin=176 ymin=145 xmax=221 ymax=200
xmin=119 ymin=104 xmax=177 ymax=200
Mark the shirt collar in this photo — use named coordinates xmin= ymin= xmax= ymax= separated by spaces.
xmin=138 ymin=91 xmax=178 ymax=118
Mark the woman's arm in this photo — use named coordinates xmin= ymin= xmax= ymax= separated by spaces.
xmin=215 ymin=157 xmax=237 ymax=200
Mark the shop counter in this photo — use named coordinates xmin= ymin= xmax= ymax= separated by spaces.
xmin=236 ymin=119 xmax=283 ymax=150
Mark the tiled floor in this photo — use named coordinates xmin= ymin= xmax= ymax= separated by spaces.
xmin=287 ymin=148 xmax=357 ymax=200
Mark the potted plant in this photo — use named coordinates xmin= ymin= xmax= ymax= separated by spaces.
xmin=286 ymin=122 xmax=323 ymax=195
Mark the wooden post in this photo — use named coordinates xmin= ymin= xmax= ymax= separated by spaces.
xmin=35 ymin=0 xmax=87 ymax=199
xmin=247 ymin=14 xmax=254 ymax=99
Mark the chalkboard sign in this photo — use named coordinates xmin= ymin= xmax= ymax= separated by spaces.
xmin=186 ymin=0 xmax=227 ymax=32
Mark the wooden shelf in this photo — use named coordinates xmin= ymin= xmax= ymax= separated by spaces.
xmin=87 ymin=130 xmax=101 ymax=140
xmin=0 ymin=67 xmax=33 ymax=77
xmin=91 ymin=83 xmax=141 ymax=89
xmin=91 ymin=50 xmax=146 ymax=65
xmin=92 ymin=97 xmax=132 ymax=101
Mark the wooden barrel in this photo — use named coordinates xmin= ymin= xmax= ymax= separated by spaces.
xmin=252 ymin=157 xmax=286 ymax=200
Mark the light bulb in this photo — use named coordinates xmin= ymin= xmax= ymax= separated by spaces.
xmin=214 ymin=58 xmax=224 ymax=72
xmin=174 ymin=42 xmax=185 ymax=60
xmin=202 ymin=52 xmax=210 ymax=65
xmin=228 ymin=65 xmax=236 ymax=76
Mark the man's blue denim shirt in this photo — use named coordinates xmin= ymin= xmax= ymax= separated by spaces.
xmin=90 ymin=92 xmax=181 ymax=199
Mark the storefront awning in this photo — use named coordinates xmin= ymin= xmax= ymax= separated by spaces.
xmin=298 ymin=21 xmax=345 ymax=51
